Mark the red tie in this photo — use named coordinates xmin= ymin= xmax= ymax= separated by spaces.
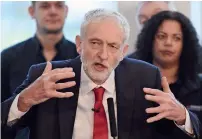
xmin=93 ymin=87 xmax=108 ymax=139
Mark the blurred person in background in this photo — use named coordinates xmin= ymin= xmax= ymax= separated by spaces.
xmin=135 ymin=1 xmax=176 ymax=30
xmin=1 ymin=1 xmax=78 ymax=139
xmin=132 ymin=1 xmax=202 ymax=73
xmin=129 ymin=11 xmax=202 ymax=138
xmin=1 ymin=1 xmax=78 ymax=102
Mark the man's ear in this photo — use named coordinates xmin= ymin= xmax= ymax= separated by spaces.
xmin=64 ymin=5 xmax=68 ymax=18
xmin=28 ymin=6 xmax=35 ymax=19
xmin=119 ymin=44 xmax=128 ymax=61
xmin=62 ymin=4 xmax=69 ymax=18
xmin=122 ymin=44 xmax=129 ymax=57
xmin=75 ymin=35 xmax=82 ymax=54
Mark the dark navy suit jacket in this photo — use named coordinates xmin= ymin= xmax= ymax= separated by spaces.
xmin=1 ymin=57 xmax=200 ymax=139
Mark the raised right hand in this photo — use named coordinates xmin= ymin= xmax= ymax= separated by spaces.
xmin=18 ymin=62 xmax=76 ymax=112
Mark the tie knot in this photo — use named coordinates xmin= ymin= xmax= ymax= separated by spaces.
xmin=93 ymin=87 xmax=105 ymax=102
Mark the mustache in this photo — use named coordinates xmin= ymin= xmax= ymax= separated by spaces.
xmin=94 ymin=62 xmax=109 ymax=67
xmin=80 ymin=53 xmax=124 ymax=69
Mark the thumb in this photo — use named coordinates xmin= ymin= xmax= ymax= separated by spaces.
xmin=43 ymin=61 xmax=52 ymax=74
xmin=161 ymin=76 xmax=171 ymax=93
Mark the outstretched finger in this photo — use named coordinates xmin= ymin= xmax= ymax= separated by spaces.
xmin=43 ymin=62 xmax=52 ymax=74
xmin=145 ymin=95 xmax=164 ymax=104
xmin=143 ymin=88 xmax=164 ymax=96
xmin=50 ymin=72 xmax=75 ymax=82
xmin=55 ymin=81 xmax=76 ymax=90
xmin=161 ymin=77 xmax=171 ymax=93
xmin=146 ymin=111 xmax=168 ymax=123
xmin=52 ymin=92 xmax=74 ymax=98
xmin=145 ymin=106 xmax=163 ymax=114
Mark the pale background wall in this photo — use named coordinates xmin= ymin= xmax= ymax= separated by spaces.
xmin=1 ymin=1 xmax=201 ymax=52
xmin=118 ymin=1 xmax=191 ymax=54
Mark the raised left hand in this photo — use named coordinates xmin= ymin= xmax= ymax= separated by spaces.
xmin=143 ymin=77 xmax=186 ymax=125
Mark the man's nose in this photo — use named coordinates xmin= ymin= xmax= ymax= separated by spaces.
xmin=98 ymin=46 xmax=108 ymax=60
xmin=49 ymin=6 xmax=57 ymax=15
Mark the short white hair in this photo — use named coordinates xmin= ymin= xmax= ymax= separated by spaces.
xmin=136 ymin=1 xmax=177 ymax=29
xmin=80 ymin=8 xmax=130 ymax=45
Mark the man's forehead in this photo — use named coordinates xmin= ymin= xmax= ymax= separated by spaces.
xmin=86 ymin=19 xmax=123 ymax=33
xmin=140 ymin=2 xmax=169 ymax=13
xmin=35 ymin=1 xmax=65 ymax=5
xmin=85 ymin=22 xmax=123 ymax=41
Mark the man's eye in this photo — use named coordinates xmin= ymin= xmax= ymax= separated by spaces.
xmin=92 ymin=42 xmax=99 ymax=45
xmin=109 ymin=45 xmax=117 ymax=49
xmin=41 ymin=5 xmax=49 ymax=9
xmin=56 ymin=3 xmax=64 ymax=8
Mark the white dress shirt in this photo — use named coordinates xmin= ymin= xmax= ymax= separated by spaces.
xmin=8 ymin=64 xmax=193 ymax=138
xmin=72 ymin=65 xmax=116 ymax=139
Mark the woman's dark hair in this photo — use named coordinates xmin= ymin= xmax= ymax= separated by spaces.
xmin=134 ymin=11 xmax=200 ymax=82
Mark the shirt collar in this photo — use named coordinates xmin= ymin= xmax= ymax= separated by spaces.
xmin=33 ymin=35 xmax=65 ymax=52
xmin=80 ymin=64 xmax=115 ymax=95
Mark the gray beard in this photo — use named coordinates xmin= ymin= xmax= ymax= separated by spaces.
xmin=80 ymin=53 xmax=122 ymax=84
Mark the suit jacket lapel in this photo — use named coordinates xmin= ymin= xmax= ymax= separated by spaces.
xmin=115 ymin=60 xmax=137 ymax=139
xmin=58 ymin=57 xmax=82 ymax=139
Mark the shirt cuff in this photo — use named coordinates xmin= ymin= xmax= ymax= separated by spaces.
xmin=7 ymin=94 xmax=28 ymax=123
xmin=175 ymin=108 xmax=194 ymax=135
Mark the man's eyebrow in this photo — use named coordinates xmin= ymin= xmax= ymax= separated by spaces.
xmin=89 ymin=38 xmax=101 ymax=41
xmin=107 ymin=42 xmax=119 ymax=45
xmin=89 ymin=38 xmax=103 ymax=42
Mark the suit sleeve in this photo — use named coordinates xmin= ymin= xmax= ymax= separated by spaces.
xmin=187 ymin=110 xmax=201 ymax=138
xmin=186 ymin=76 xmax=202 ymax=138
xmin=1 ymin=49 xmax=12 ymax=102
xmin=1 ymin=63 xmax=47 ymax=138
